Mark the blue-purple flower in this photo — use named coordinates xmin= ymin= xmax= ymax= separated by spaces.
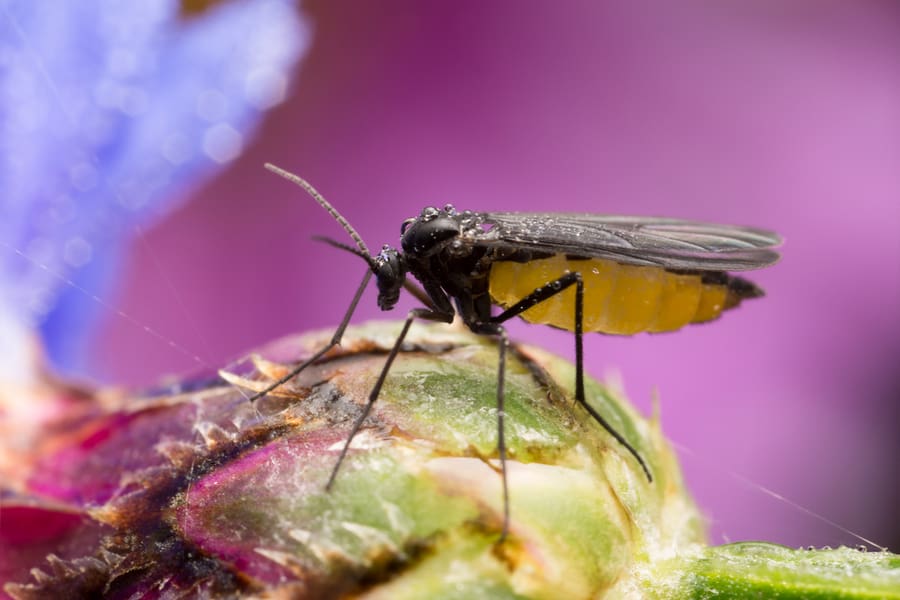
xmin=0 ymin=0 xmax=310 ymax=377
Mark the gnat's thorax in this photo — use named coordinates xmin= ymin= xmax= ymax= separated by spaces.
xmin=379 ymin=206 xmax=487 ymax=311
xmin=374 ymin=245 xmax=405 ymax=311
xmin=400 ymin=205 xmax=463 ymax=256
xmin=399 ymin=205 xmax=489 ymax=252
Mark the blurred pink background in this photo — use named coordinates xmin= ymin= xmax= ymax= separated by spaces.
xmin=89 ymin=2 xmax=899 ymax=550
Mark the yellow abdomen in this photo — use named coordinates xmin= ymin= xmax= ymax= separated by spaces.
xmin=488 ymin=255 xmax=732 ymax=335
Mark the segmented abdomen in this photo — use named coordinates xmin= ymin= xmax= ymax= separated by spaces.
xmin=488 ymin=254 xmax=741 ymax=335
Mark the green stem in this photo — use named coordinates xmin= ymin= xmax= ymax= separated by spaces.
xmin=648 ymin=542 xmax=900 ymax=599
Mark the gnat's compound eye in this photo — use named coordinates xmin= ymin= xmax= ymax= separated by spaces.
xmin=401 ymin=218 xmax=416 ymax=235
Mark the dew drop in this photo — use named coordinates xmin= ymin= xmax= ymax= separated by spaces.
xmin=63 ymin=237 xmax=93 ymax=268
xmin=202 ymin=123 xmax=243 ymax=164
xmin=244 ymin=68 xmax=287 ymax=109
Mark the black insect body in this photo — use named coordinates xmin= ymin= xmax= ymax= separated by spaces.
xmin=246 ymin=163 xmax=782 ymax=540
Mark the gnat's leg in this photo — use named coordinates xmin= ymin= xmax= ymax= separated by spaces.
xmin=325 ymin=308 xmax=454 ymax=490
xmin=241 ymin=269 xmax=374 ymax=404
xmin=491 ymin=272 xmax=652 ymax=482
xmin=467 ymin=321 xmax=512 ymax=541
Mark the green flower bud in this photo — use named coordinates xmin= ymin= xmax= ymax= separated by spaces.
xmin=2 ymin=322 xmax=897 ymax=598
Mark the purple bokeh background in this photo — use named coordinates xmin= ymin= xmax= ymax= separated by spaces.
xmin=75 ymin=2 xmax=899 ymax=549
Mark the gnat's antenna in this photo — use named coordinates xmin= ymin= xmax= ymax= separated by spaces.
xmin=312 ymin=235 xmax=378 ymax=271
xmin=264 ymin=163 xmax=371 ymax=257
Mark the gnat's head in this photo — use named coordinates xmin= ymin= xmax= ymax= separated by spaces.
xmin=263 ymin=163 xmax=408 ymax=313
xmin=373 ymin=245 xmax=405 ymax=311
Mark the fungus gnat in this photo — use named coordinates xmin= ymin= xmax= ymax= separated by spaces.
xmin=240 ymin=163 xmax=781 ymax=540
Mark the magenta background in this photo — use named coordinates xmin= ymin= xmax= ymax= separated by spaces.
xmin=89 ymin=2 xmax=899 ymax=550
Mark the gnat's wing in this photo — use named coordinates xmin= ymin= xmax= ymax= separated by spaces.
xmin=472 ymin=212 xmax=781 ymax=271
